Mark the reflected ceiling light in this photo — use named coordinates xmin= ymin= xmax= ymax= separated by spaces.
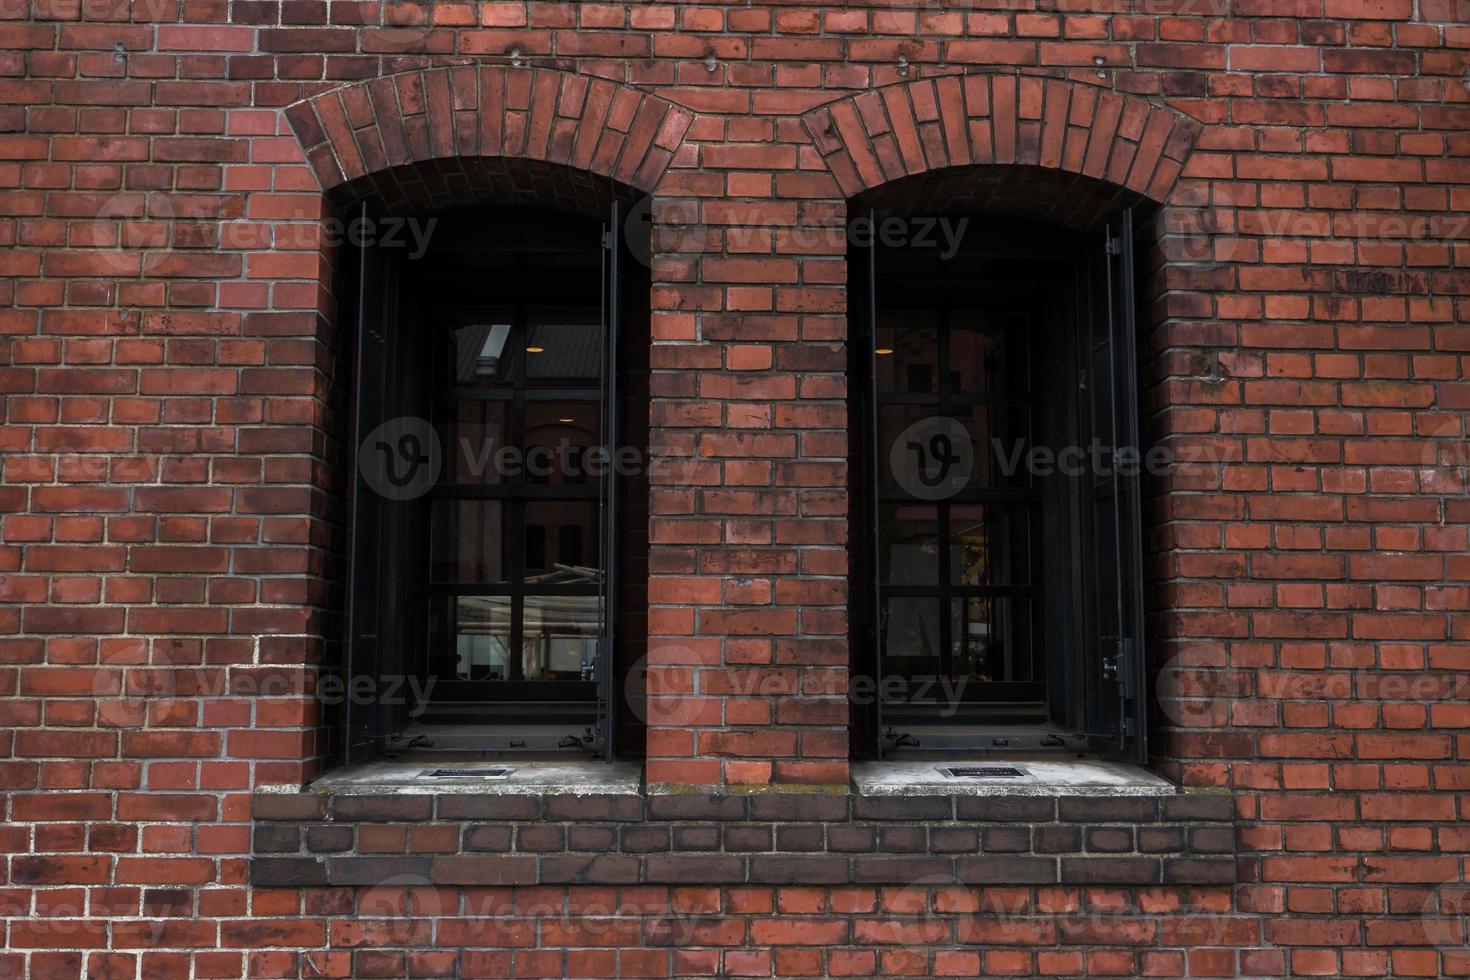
xmin=525 ymin=345 xmax=545 ymax=353
xmin=558 ymin=417 xmax=575 ymax=423
xmin=874 ymin=347 xmax=894 ymax=355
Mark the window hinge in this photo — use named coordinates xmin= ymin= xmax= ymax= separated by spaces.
xmin=1104 ymin=235 xmax=1122 ymax=256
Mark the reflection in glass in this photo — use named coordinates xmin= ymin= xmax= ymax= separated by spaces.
xmin=522 ymin=595 xmax=600 ymax=680
xmin=430 ymin=500 xmax=508 ymax=584
xmin=879 ymin=502 xmax=940 ymax=585
xmin=523 ymin=402 xmax=599 ymax=484
xmin=952 ymin=403 xmax=1030 ymax=489
xmin=447 ymin=320 xmax=515 ymax=388
xmin=952 ymin=598 xmax=1032 ymax=684
xmin=526 ymin=312 xmax=602 ymax=385
xmin=884 ymin=597 xmax=942 ymax=678
xmin=440 ymin=400 xmax=509 ymax=483
xmin=878 ymin=404 xmax=936 ymax=490
xmin=432 ymin=302 xmax=611 ymax=692
xmin=875 ymin=312 xmax=939 ymax=395
xmin=949 ymin=312 xmax=1026 ymax=395
xmin=453 ymin=596 xmax=512 ymax=680
xmin=950 ymin=503 xmax=1030 ymax=587
xmin=524 ymin=501 xmax=601 ymax=583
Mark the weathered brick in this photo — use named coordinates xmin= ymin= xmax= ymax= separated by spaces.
xmin=647 ymin=794 xmax=748 ymax=820
xmin=1160 ymin=795 xmax=1235 ymax=822
xmin=852 ymin=796 xmax=952 ymax=821
xmin=749 ymin=855 xmax=848 ymax=884
xmin=251 ymin=824 xmax=302 ymax=853
xmin=540 ymin=854 xmax=641 ymax=884
xmin=955 ymin=856 xmax=1056 ymax=884
xmin=463 ymin=825 xmax=514 ymax=852
xmin=325 ymin=856 xmax=431 ymax=886
xmin=1058 ymin=798 xmax=1160 ymax=823
xmin=1162 ymin=857 xmax=1239 ymax=885
xmin=252 ymin=794 xmax=327 ymax=821
xmin=428 ymin=855 xmax=537 ymax=886
xmin=1059 ymin=857 xmax=1160 ymax=885
xmin=436 ymin=796 xmax=541 ymax=821
xmin=956 ymin=797 xmax=1056 ymax=822
xmin=332 ymin=796 xmax=433 ymax=823
xmin=251 ymin=858 xmax=327 ymax=887
xmin=643 ymin=855 xmax=744 ymax=884
xmin=543 ymin=795 xmax=644 ymax=822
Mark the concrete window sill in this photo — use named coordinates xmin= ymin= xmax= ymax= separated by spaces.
xmin=293 ymin=757 xmax=643 ymax=796
xmin=851 ymin=759 xmax=1176 ymax=797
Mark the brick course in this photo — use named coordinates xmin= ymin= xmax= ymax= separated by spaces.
xmin=248 ymin=791 xmax=1238 ymax=888
xmin=2 ymin=0 xmax=1469 ymax=976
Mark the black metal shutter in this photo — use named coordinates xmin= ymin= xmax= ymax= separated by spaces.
xmin=344 ymin=202 xmax=390 ymax=763
xmin=596 ymin=201 xmax=621 ymax=760
xmin=856 ymin=210 xmax=885 ymax=757
xmin=1081 ymin=208 xmax=1147 ymax=763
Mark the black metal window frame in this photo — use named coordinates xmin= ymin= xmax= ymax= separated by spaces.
xmin=852 ymin=208 xmax=1148 ymax=763
xmin=341 ymin=202 xmax=634 ymax=763
xmin=873 ymin=303 xmax=1045 ymax=705
xmin=424 ymin=300 xmax=607 ymax=702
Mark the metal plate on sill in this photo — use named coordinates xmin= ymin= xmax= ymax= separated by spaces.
xmin=422 ymin=767 xmax=515 ymax=778
xmin=939 ymin=765 xmax=1031 ymax=779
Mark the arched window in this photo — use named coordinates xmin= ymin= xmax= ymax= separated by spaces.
xmin=344 ymin=203 xmax=648 ymax=761
xmin=851 ymin=207 xmax=1147 ymax=763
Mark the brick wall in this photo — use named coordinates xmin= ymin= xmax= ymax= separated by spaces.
xmin=2 ymin=0 xmax=1469 ymax=976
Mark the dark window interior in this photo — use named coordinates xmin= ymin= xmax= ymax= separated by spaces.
xmin=343 ymin=205 xmax=649 ymax=761
xmin=851 ymin=213 xmax=1147 ymax=761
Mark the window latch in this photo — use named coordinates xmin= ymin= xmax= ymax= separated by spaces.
xmin=1104 ymin=638 xmax=1135 ymax=700
xmin=1103 ymin=653 xmax=1131 ymax=698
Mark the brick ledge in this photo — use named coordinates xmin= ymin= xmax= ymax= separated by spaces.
xmin=250 ymin=791 xmax=1237 ymax=888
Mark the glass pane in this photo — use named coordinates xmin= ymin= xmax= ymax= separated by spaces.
xmin=452 ymin=596 xmax=512 ymax=681
xmin=883 ymin=597 xmax=942 ymax=680
xmin=523 ymin=401 xmax=600 ymax=484
xmin=878 ymin=403 xmax=941 ymax=492
xmin=430 ymin=500 xmax=509 ymax=584
xmin=950 ymin=503 xmax=1031 ymax=587
xmin=952 ymin=404 xmax=1031 ymax=489
xmin=949 ymin=311 xmax=1027 ymax=396
xmin=440 ymin=400 xmax=509 ymax=483
xmin=524 ymin=500 xmax=601 ymax=583
xmin=444 ymin=316 xmax=515 ymax=389
xmin=874 ymin=311 xmax=938 ymax=395
xmin=521 ymin=595 xmax=600 ymax=680
xmin=525 ymin=309 xmax=602 ymax=387
xmin=953 ymin=597 xmax=1034 ymax=684
xmin=879 ymin=502 xmax=939 ymax=586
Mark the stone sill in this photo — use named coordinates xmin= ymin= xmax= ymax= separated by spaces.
xmin=267 ymin=757 xmax=1172 ymax=799
xmin=289 ymin=757 xmax=644 ymax=796
xmin=251 ymin=774 xmax=1237 ymax=889
xmin=852 ymin=759 xmax=1175 ymax=797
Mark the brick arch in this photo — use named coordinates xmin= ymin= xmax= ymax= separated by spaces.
xmin=802 ymin=74 xmax=1202 ymax=205
xmin=284 ymin=66 xmax=693 ymax=210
